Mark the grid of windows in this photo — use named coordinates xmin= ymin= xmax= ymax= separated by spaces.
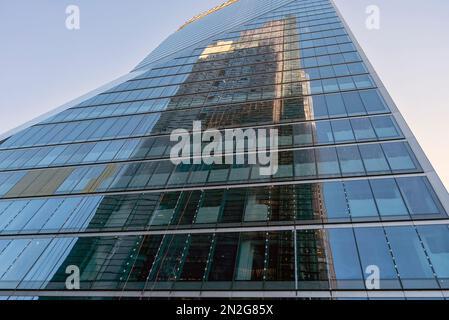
xmin=0 ymin=225 xmax=448 ymax=291
xmin=0 ymin=141 xmax=422 ymax=199
xmin=0 ymin=176 xmax=443 ymax=236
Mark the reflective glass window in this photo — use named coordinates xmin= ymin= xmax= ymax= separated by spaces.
xmin=316 ymin=148 xmax=340 ymax=177
xmin=294 ymin=149 xmax=316 ymax=178
xmin=418 ymin=225 xmax=449 ymax=288
xmin=342 ymin=91 xmax=365 ymax=115
xmin=331 ymin=119 xmax=354 ymax=142
xmin=396 ymin=177 xmax=443 ymax=216
xmin=325 ymin=93 xmax=346 ymax=117
xmin=382 ymin=143 xmax=419 ymax=172
xmin=359 ymin=89 xmax=388 ymax=113
xmin=350 ymin=118 xmax=376 ymax=141
xmin=370 ymin=179 xmax=408 ymax=218
xmin=386 ymin=226 xmax=438 ymax=289
xmin=371 ymin=116 xmax=401 ymax=138
xmin=359 ymin=144 xmax=390 ymax=174
xmin=337 ymin=146 xmax=365 ymax=176
xmin=322 ymin=182 xmax=350 ymax=221
xmin=344 ymin=180 xmax=378 ymax=219
xmin=327 ymin=228 xmax=364 ymax=289
xmin=354 ymin=227 xmax=400 ymax=289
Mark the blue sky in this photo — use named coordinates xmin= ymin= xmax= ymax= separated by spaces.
xmin=0 ymin=0 xmax=448 ymax=189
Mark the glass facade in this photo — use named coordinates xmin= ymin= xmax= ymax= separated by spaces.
xmin=0 ymin=0 xmax=447 ymax=299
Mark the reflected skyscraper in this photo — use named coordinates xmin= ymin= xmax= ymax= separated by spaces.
xmin=0 ymin=0 xmax=448 ymax=299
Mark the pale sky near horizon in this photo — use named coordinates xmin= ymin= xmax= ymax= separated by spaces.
xmin=0 ymin=0 xmax=448 ymax=190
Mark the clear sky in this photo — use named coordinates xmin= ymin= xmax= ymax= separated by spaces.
xmin=0 ymin=0 xmax=448 ymax=189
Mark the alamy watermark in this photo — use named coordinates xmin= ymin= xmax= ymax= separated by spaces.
xmin=65 ymin=265 xmax=80 ymax=290
xmin=366 ymin=5 xmax=380 ymax=30
xmin=170 ymin=121 xmax=279 ymax=176
xmin=66 ymin=5 xmax=80 ymax=30
xmin=365 ymin=265 xmax=380 ymax=290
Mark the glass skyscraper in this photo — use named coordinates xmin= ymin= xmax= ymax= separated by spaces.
xmin=0 ymin=0 xmax=448 ymax=300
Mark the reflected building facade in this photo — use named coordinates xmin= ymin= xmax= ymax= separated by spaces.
xmin=0 ymin=0 xmax=448 ymax=299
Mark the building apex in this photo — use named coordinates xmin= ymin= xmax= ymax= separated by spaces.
xmin=178 ymin=0 xmax=240 ymax=30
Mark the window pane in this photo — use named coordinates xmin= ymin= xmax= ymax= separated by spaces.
xmin=417 ymin=225 xmax=449 ymax=288
xmin=371 ymin=116 xmax=401 ymax=139
xmin=310 ymin=95 xmax=328 ymax=119
xmin=350 ymin=118 xmax=376 ymax=141
xmin=316 ymin=148 xmax=340 ymax=177
xmin=147 ymin=161 xmax=174 ymax=188
xmin=322 ymin=182 xmax=350 ymax=221
xmin=396 ymin=177 xmax=444 ymax=216
xmin=344 ymin=180 xmax=378 ymax=219
xmin=359 ymin=144 xmax=390 ymax=174
xmin=370 ymin=179 xmax=409 ymax=218
xmin=386 ymin=226 xmax=438 ymax=289
xmin=382 ymin=143 xmax=419 ymax=172
xmin=359 ymin=89 xmax=388 ymax=113
xmin=293 ymin=122 xmax=313 ymax=146
xmin=265 ymin=232 xmax=295 ymax=288
xmin=221 ymin=189 xmax=245 ymax=223
xmin=207 ymin=233 xmax=239 ymax=285
xmin=325 ymin=93 xmax=346 ymax=117
xmin=244 ymin=188 xmax=269 ymax=222
xmin=342 ymin=91 xmax=365 ymax=115
xmin=327 ymin=228 xmax=364 ymax=289
xmin=235 ymin=233 xmax=265 ymax=282
xmin=297 ymin=230 xmax=329 ymax=289
xmin=337 ymin=146 xmax=365 ymax=176
xmin=195 ymin=190 xmax=223 ymax=224
xmin=331 ymin=119 xmax=355 ymax=143
xmin=179 ymin=234 xmax=212 ymax=282
xmin=228 ymin=163 xmax=251 ymax=182
xmin=294 ymin=149 xmax=316 ymax=178
xmin=354 ymin=227 xmax=400 ymax=289
xmin=314 ymin=121 xmax=334 ymax=145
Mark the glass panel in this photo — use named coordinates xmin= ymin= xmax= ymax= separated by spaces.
xmin=359 ymin=144 xmax=390 ymax=174
xmin=178 ymin=234 xmax=212 ymax=282
xmin=354 ymin=227 xmax=400 ymax=289
xmin=244 ymin=188 xmax=269 ymax=222
xmin=370 ymin=179 xmax=409 ymax=218
xmin=235 ymin=233 xmax=265 ymax=283
xmin=351 ymin=118 xmax=376 ymax=141
xmin=359 ymin=89 xmax=388 ymax=113
xmin=265 ymin=232 xmax=294 ymax=289
xmin=344 ymin=180 xmax=378 ymax=219
xmin=147 ymin=161 xmax=174 ymax=188
xmin=382 ymin=143 xmax=419 ymax=172
xmin=371 ymin=116 xmax=401 ymax=138
xmin=342 ymin=91 xmax=365 ymax=115
xmin=396 ymin=177 xmax=443 ymax=216
xmin=293 ymin=122 xmax=313 ymax=146
xmin=417 ymin=225 xmax=449 ymax=288
xmin=221 ymin=189 xmax=245 ymax=224
xmin=314 ymin=121 xmax=334 ymax=145
xmin=331 ymin=119 xmax=355 ymax=143
xmin=386 ymin=226 xmax=438 ymax=289
xmin=294 ymin=149 xmax=316 ymax=178
xmin=297 ymin=230 xmax=329 ymax=290
xmin=207 ymin=233 xmax=239 ymax=286
xmin=325 ymin=93 xmax=346 ymax=117
xmin=337 ymin=146 xmax=365 ymax=176
xmin=310 ymin=95 xmax=328 ymax=119
xmin=195 ymin=190 xmax=223 ymax=224
xmin=322 ymin=182 xmax=350 ymax=221
xmin=316 ymin=148 xmax=340 ymax=177
xmin=327 ymin=228 xmax=364 ymax=289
